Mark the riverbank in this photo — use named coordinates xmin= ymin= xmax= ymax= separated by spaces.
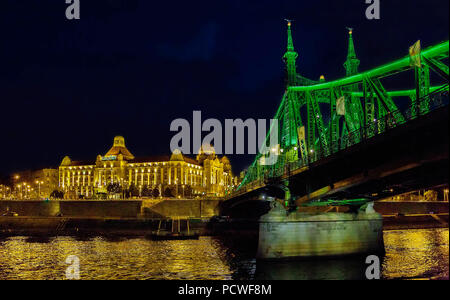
xmin=0 ymin=200 xmax=447 ymax=237
xmin=0 ymin=216 xmax=211 ymax=237
xmin=0 ymin=199 xmax=222 ymax=218
xmin=0 ymin=213 xmax=447 ymax=237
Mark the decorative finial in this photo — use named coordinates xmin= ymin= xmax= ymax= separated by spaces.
xmin=284 ymin=19 xmax=293 ymax=27
xmin=346 ymin=27 xmax=353 ymax=35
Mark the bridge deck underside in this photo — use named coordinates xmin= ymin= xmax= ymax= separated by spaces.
xmin=225 ymin=105 xmax=448 ymax=211
xmin=288 ymin=105 xmax=449 ymax=203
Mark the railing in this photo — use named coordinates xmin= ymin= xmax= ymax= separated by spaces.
xmin=234 ymin=86 xmax=449 ymax=196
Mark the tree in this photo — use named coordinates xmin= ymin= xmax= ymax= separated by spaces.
xmin=184 ymin=185 xmax=193 ymax=198
xmin=50 ymin=190 xmax=64 ymax=199
xmin=128 ymin=184 xmax=139 ymax=197
xmin=163 ymin=187 xmax=174 ymax=198
xmin=141 ymin=185 xmax=151 ymax=197
xmin=107 ymin=183 xmax=121 ymax=194
xmin=152 ymin=188 xmax=160 ymax=198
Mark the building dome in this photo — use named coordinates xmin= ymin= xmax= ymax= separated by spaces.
xmin=221 ymin=156 xmax=231 ymax=172
xmin=198 ymin=144 xmax=215 ymax=155
xmin=170 ymin=149 xmax=184 ymax=161
xmin=61 ymin=156 xmax=72 ymax=166
xmin=196 ymin=144 xmax=216 ymax=164
xmin=104 ymin=136 xmax=135 ymax=160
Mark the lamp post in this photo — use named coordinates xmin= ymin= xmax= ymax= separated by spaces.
xmin=16 ymin=184 xmax=21 ymax=199
xmin=25 ymin=184 xmax=31 ymax=199
xmin=35 ymin=180 xmax=44 ymax=199
xmin=13 ymin=175 xmax=20 ymax=199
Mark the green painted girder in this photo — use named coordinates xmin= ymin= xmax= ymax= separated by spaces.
xmin=289 ymin=41 xmax=449 ymax=93
xmin=307 ymin=91 xmax=329 ymax=156
xmin=291 ymin=91 xmax=308 ymax=163
xmin=329 ymin=88 xmax=340 ymax=154
xmin=363 ymin=77 xmax=376 ymax=137
xmin=415 ymin=64 xmax=431 ymax=115
xmin=300 ymin=198 xmax=370 ymax=207
xmin=351 ymin=85 xmax=448 ymax=98
xmin=281 ymin=92 xmax=296 ymax=148
xmin=352 ymin=94 xmax=365 ymax=131
xmin=306 ymin=92 xmax=316 ymax=153
xmin=340 ymin=121 xmax=349 ymax=150
xmin=376 ymin=97 xmax=387 ymax=133
xmin=423 ymin=55 xmax=449 ymax=80
xmin=342 ymin=92 xmax=363 ymax=144
xmin=343 ymin=100 xmax=357 ymax=136
xmin=366 ymin=77 xmax=406 ymax=125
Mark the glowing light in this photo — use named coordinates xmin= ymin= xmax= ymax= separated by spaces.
xmin=289 ymin=41 xmax=449 ymax=92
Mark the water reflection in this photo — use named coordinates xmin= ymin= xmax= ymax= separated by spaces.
xmin=382 ymin=228 xmax=449 ymax=279
xmin=254 ymin=257 xmax=371 ymax=280
xmin=0 ymin=228 xmax=447 ymax=280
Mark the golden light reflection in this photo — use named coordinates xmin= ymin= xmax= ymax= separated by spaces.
xmin=0 ymin=229 xmax=448 ymax=280
xmin=382 ymin=228 xmax=449 ymax=279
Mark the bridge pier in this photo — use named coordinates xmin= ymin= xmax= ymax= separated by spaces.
xmin=256 ymin=202 xmax=384 ymax=259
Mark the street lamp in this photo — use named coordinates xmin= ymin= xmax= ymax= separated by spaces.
xmin=35 ymin=180 xmax=44 ymax=199
xmin=17 ymin=183 xmax=24 ymax=199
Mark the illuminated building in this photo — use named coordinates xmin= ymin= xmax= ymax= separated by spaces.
xmin=10 ymin=168 xmax=58 ymax=199
xmin=0 ymin=184 xmax=11 ymax=199
xmin=59 ymin=136 xmax=237 ymax=198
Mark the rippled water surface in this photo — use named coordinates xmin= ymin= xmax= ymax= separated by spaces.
xmin=0 ymin=228 xmax=447 ymax=280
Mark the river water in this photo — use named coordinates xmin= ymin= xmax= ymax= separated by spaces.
xmin=0 ymin=228 xmax=448 ymax=280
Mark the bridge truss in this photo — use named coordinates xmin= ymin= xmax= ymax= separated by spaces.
xmin=238 ymin=25 xmax=449 ymax=199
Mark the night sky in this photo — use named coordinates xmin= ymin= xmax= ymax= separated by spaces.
xmin=0 ymin=0 xmax=448 ymax=179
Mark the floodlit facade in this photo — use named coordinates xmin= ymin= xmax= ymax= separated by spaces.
xmin=59 ymin=136 xmax=237 ymax=198
xmin=10 ymin=168 xmax=58 ymax=199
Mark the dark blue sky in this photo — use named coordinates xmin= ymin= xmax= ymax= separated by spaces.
xmin=0 ymin=0 xmax=448 ymax=178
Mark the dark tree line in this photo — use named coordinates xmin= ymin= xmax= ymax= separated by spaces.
xmin=50 ymin=183 xmax=195 ymax=199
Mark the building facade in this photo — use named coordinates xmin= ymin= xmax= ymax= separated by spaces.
xmin=11 ymin=168 xmax=59 ymax=199
xmin=59 ymin=136 xmax=237 ymax=198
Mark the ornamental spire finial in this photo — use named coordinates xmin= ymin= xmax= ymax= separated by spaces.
xmin=344 ymin=27 xmax=360 ymax=77
xmin=285 ymin=19 xmax=295 ymax=52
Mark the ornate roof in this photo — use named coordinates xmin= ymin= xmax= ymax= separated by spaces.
xmin=60 ymin=156 xmax=94 ymax=167
xmin=129 ymin=155 xmax=200 ymax=165
xmin=104 ymin=136 xmax=135 ymax=160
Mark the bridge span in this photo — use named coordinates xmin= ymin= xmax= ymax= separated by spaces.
xmin=224 ymin=25 xmax=449 ymax=213
xmin=220 ymin=24 xmax=449 ymax=259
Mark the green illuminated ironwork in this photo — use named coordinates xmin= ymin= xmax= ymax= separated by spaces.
xmin=237 ymin=23 xmax=449 ymax=195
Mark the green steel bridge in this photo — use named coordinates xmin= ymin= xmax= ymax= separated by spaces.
xmin=229 ymin=23 xmax=449 ymax=210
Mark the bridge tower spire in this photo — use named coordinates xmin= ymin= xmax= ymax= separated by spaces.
xmin=343 ymin=28 xmax=360 ymax=77
xmin=283 ymin=20 xmax=298 ymax=86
